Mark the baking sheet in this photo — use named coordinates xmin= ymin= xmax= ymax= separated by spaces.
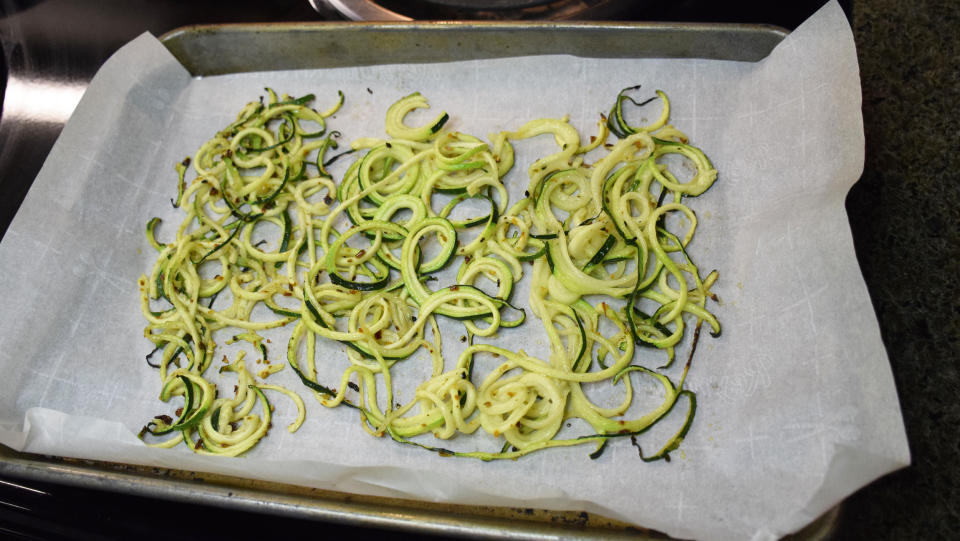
xmin=0 ymin=2 xmax=909 ymax=540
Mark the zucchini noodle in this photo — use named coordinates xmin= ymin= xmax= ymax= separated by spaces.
xmin=139 ymin=85 xmax=720 ymax=463
xmin=139 ymin=89 xmax=340 ymax=453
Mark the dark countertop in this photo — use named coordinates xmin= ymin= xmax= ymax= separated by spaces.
xmin=0 ymin=1 xmax=957 ymax=539
xmin=836 ymin=0 xmax=960 ymax=538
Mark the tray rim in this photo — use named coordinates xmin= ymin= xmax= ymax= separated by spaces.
xmin=157 ymin=20 xmax=790 ymax=76
xmin=156 ymin=19 xmax=791 ymax=34
xmin=0 ymin=446 xmax=838 ymax=540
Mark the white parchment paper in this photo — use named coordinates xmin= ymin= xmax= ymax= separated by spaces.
xmin=0 ymin=2 xmax=909 ymax=539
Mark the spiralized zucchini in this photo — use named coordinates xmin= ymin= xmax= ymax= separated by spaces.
xmin=138 ymin=89 xmax=340 ymax=452
xmin=139 ymin=86 xmax=720 ymax=462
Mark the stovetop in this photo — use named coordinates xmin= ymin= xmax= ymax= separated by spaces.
xmin=0 ymin=1 xmax=847 ymax=538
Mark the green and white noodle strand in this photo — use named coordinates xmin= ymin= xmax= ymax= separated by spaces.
xmin=139 ymin=86 xmax=720 ymax=462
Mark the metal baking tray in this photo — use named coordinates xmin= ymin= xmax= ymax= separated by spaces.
xmin=0 ymin=21 xmax=839 ymax=539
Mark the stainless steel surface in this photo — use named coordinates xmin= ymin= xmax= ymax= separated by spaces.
xmin=308 ymin=0 xmax=642 ymax=20
xmin=160 ymin=21 xmax=787 ymax=76
xmin=0 ymin=21 xmax=835 ymax=540
xmin=424 ymin=0 xmax=555 ymax=9
xmin=0 ymin=447 xmax=664 ymax=539
xmin=309 ymin=0 xmax=410 ymax=21
xmin=0 ymin=445 xmax=840 ymax=540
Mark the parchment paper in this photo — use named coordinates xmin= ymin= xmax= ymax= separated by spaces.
xmin=0 ymin=2 xmax=909 ymax=539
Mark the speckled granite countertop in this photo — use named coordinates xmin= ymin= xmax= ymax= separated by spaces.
xmin=836 ymin=0 xmax=959 ymax=538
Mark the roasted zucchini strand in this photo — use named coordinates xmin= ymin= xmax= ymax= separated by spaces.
xmin=140 ymin=86 xmax=720 ymax=462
